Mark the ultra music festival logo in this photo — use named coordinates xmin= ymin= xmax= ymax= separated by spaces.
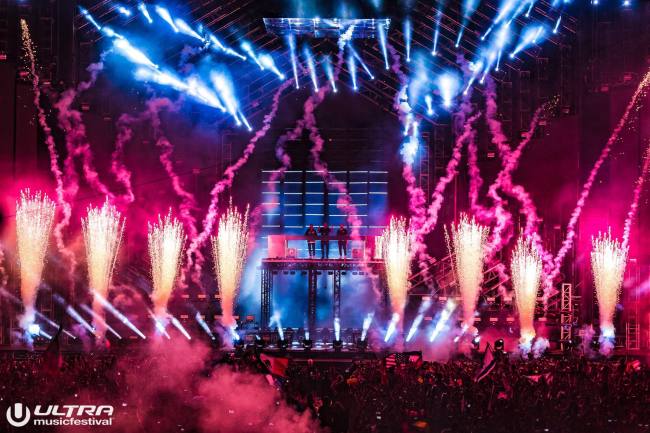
xmin=6 ymin=403 xmax=113 ymax=428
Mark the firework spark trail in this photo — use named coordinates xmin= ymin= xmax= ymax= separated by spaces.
xmin=82 ymin=200 xmax=124 ymax=339
xmin=186 ymin=81 xmax=291 ymax=284
xmin=148 ymin=212 xmax=186 ymax=320
xmin=56 ymin=58 xmax=114 ymax=202
xmin=622 ymin=145 xmax=650 ymax=250
xmin=591 ymin=230 xmax=627 ymax=354
xmin=446 ymin=214 xmax=489 ymax=328
xmin=379 ymin=217 xmax=411 ymax=327
xmin=511 ymin=237 xmax=542 ymax=346
xmin=211 ymin=205 xmax=249 ymax=328
xmin=549 ymin=69 xmax=650 ymax=287
xmin=420 ymin=108 xmax=481 ymax=236
xmin=20 ymin=20 xmax=77 ymax=274
xmin=16 ymin=190 xmax=56 ymax=330
xmin=109 ymin=113 xmax=137 ymax=208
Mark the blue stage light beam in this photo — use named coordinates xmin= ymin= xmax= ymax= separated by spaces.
xmin=404 ymin=18 xmax=412 ymax=62
xmin=553 ymin=15 xmax=562 ymax=34
xmin=270 ymin=312 xmax=284 ymax=340
xmin=134 ymin=67 xmax=187 ymax=91
xmin=113 ymin=38 xmax=158 ymax=69
xmin=401 ymin=120 xmax=419 ymax=166
xmin=259 ymin=54 xmax=285 ymax=80
xmin=0 ymin=288 xmax=76 ymax=339
xmin=93 ymin=291 xmax=146 ymax=339
xmin=348 ymin=44 xmax=374 ymax=79
xmin=287 ymin=35 xmax=300 ymax=89
xmin=323 ymin=55 xmax=337 ymax=92
xmin=155 ymin=6 xmax=178 ymax=32
xmin=510 ymin=25 xmax=546 ymax=58
xmin=457 ymin=0 xmax=480 ymax=47
xmin=241 ymin=42 xmax=264 ymax=70
xmin=348 ymin=52 xmax=358 ymax=91
xmin=208 ymin=34 xmax=246 ymax=60
xmin=377 ymin=20 xmax=389 ymax=70
xmin=148 ymin=309 xmax=171 ymax=339
xmin=431 ymin=0 xmax=447 ymax=55
xmin=170 ymin=316 xmax=192 ymax=340
xmin=425 ymin=94 xmax=434 ymax=115
xmin=438 ymin=72 xmax=460 ymax=108
xmin=334 ymin=317 xmax=341 ymax=341
xmin=210 ymin=71 xmax=241 ymax=124
xmin=406 ymin=298 xmax=432 ymax=342
xmin=429 ymin=300 xmax=456 ymax=342
xmin=384 ymin=313 xmax=400 ymax=342
xmin=116 ymin=5 xmax=132 ymax=17
xmin=187 ymin=75 xmax=226 ymax=111
xmin=79 ymin=7 xmax=102 ymax=30
xmin=80 ymin=304 xmax=122 ymax=339
xmin=194 ymin=312 xmax=215 ymax=339
xmin=101 ymin=26 xmax=124 ymax=39
xmin=525 ymin=0 xmax=536 ymax=17
xmin=361 ymin=313 xmax=374 ymax=341
xmin=303 ymin=46 xmax=319 ymax=91
xmin=174 ymin=18 xmax=203 ymax=41
xmin=138 ymin=3 xmax=153 ymax=24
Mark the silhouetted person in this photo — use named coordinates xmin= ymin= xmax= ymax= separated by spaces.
xmin=337 ymin=224 xmax=349 ymax=259
xmin=318 ymin=223 xmax=331 ymax=259
xmin=305 ymin=224 xmax=317 ymax=258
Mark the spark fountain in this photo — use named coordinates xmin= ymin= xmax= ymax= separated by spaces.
xmin=16 ymin=190 xmax=56 ymax=330
xmin=211 ymin=204 xmax=249 ymax=331
xmin=591 ymin=230 xmax=627 ymax=355
xmin=511 ymin=237 xmax=543 ymax=353
xmin=148 ymin=212 xmax=186 ymax=321
xmin=82 ymin=200 xmax=125 ymax=339
xmin=446 ymin=215 xmax=489 ymax=329
xmin=380 ymin=217 xmax=411 ymax=344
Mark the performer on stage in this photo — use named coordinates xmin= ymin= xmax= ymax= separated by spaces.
xmin=318 ymin=222 xmax=331 ymax=259
xmin=305 ymin=224 xmax=317 ymax=258
xmin=337 ymin=224 xmax=349 ymax=259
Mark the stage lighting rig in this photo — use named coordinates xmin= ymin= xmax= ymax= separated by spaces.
xmin=263 ymin=17 xmax=389 ymax=39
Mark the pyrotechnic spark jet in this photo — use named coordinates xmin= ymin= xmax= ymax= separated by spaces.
xmin=138 ymin=3 xmax=153 ymax=23
xmin=155 ymin=6 xmax=178 ymax=32
xmin=79 ymin=7 xmax=102 ymax=30
xmin=241 ymin=42 xmax=263 ymax=69
xmin=174 ymin=18 xmax=203 ymax=40
xmin=361 ymin=312 xmax=374 ymax=341
xmin=438 ymin=72 xmax=460 ymax=108
xmin=211 ymin=204 xmax=249 ymax=328
xmin=324 ymin=55 xmax=337 ymax=92
xmin=378 ymin=20 xmax=389 ymax=70
xmin=195 ymin=312 xmax=215 ymax=339
xmin=429 ymin=300 xmax=456 ymax=342
xmin=208 ymin=34 xmax=246 ymax=60
xmin=406 ymin=298 xmax=432 ymax=342
xmin=303 ymin=46 xmax=319 ymax=92
xmin=511 ymin=237 xmax=542 ymax=346
xmin=148 ymin=212 xmax=185 ymax=319
xmin=16 ymin=190 xmax=56 ymax=330
xmin=80 ymin=304 xmax=121 ymax=339
xmin=113 ymin=38 xmax=158 ymax=69
xmin=287 ymin=35 xmax=300 ymax=89
xmin=348 ymin=52 xmax=358 ymax=90
xmin=380 ymin=217 xmax=412 ymax=326
xmin=591 ymin=230 xmax=627 ymax=341
xmin=446 ymin=215 xmax=489 ymax=328
xmin=404 ymin=19 xmax=412 ymax=61
xmin=83 ymin=200 xmax=124 ymax=339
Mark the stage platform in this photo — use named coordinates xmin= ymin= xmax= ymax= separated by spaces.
xmin=260 ymin=257 xmax=388 ymax=334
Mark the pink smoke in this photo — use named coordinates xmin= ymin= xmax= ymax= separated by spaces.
xmin=622 ymin=145 xmax=650 ymax=250
xmin=109 ymin=113 xmax=137 ymax=209
xmin=184 ymin=81 xmax=292 ymax=285
xmin=548 ymin=68 xmax=650 ymax=286
xmin=23 ymin=37 xmax=77 ymax=273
